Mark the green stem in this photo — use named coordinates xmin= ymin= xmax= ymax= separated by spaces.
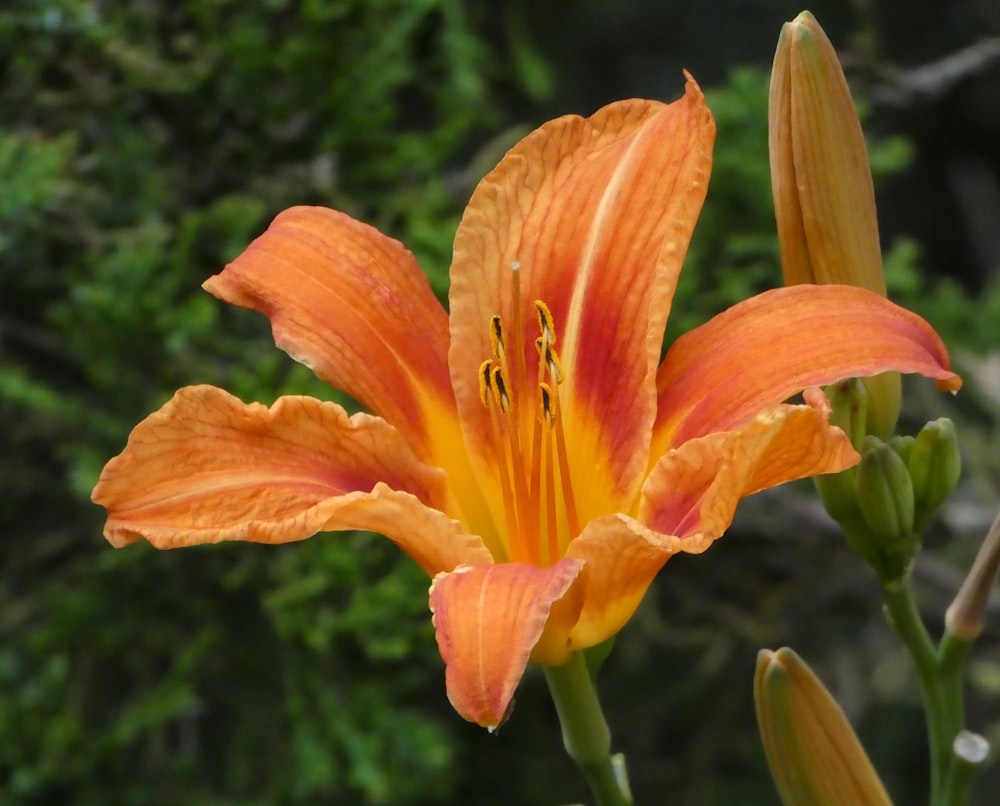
xmin=937 ymin=632 xmax=977 ymax=802
xmin=882 ymin=580 xmax=961 ymax=806
xmin=938 ymin=631 xmax=973 ymax=738
xmin=881 ymin=581 xmax=988 ymax=805
xmin=544 ymin=651 xmax=632 ymax=806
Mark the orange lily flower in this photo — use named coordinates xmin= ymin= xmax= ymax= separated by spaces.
xmin=92 ymin=75 xmax=960 ymax=729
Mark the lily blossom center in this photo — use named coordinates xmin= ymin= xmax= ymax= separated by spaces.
xmin=478 ymin=262 xmax=580 ymax=567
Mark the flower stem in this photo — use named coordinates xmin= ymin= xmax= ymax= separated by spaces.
xmin=937 ymin=632 xmax=978 ymax=803
xmin=881 ymin=580 xmax=950 ymax=802
xmin=544 ymin=651 xmax=632 ymax=806
xmin=881 ymin=578 xmax=976 ymax=806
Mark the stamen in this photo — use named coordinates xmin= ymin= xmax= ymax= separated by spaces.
xmin=490 ymin=361 xmax=536 ymax=562
xmin=548 ymin=385 xmax=581 ymax=547
xmin=538 ymin=383 xmax=558 ymax=565
xmin=527 ymin=386 xmax=543 ymax=528
xmin=510 ymin=262 xmax=529 ymax=409
xmin=485 ymin=367 xmax=522 ymax=560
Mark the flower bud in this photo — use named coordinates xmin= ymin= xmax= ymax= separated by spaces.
xmin=946 ymin=511 xmax=1000 ymax=641
xmin=825 ymin=378 xmax=868 ymax=451
xmin=770 ymin=11 xmax=882 ymax=292
xmin=813 ymin=380 xmax=865 ymax=526
xmin=769 ymin=11 xmax=900 ymax=436
xmin=755 ymin=647 xmax=891 ymax=806
xmin=886 ymin=434 xmax=915 ymax=467
xmin=853 ymin=436 xmax=917 ymax=582
xmin=908 ymin=418 xmax=961 ymax=530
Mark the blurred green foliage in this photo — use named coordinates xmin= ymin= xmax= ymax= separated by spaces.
xmin=3 ymin=2 xmax=999 ymax=805
xmin=1 ymin=1 xmax=513 ymax=803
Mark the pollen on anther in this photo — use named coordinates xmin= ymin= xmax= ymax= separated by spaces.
xmin=491 ymin=365 xmax=511 ymax=413
xmin=490 ymin=315 xmax=505 ymax=360
xmin=543 ymin=345 xmax=564 ymax=384
xmin=535 ymin=301 xmax=556 ymax=345
xmin=479 ymin=360 xmax=494 ymax=408
xmin=539 ymin=383 xmax=553 ymax=425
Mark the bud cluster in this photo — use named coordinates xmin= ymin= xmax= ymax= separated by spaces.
xmin=816 ymin=380 xmax=960 ymax=584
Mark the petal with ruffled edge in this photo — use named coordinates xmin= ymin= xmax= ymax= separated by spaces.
xmin=450 ymin=75 xmax=715 ymax=522
xmin=561 ymin=411 xmax=845 ymax=650
xmin=92 ymin=385 xmax=491 ymax=575
xmin=429 ymin=559 xmax=585 ymax=728
xmin=653 ymin=285 xmax=961 ymax=459
xmin=203 ymin=206 xmax=457 ymax=465
xmin=641 ymin=394 xmax=858 ymax=551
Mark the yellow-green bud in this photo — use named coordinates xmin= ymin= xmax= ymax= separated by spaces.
xmin=853 ymin=436 xmax=917 ymax=582
xmin=887 ymin=434 xmax=914 ymax=466
xmin=813 ymin=380 xmax=867 ymax=526
xmin=825 ymin=378 xmax=868 ymax=451
xmin=755 ymin=647 xmax=892 ymax=806
xmin=908 ymin=418 xmax=961 ymax=530
xmin=862 ymin=373 xmax=902 ymax=441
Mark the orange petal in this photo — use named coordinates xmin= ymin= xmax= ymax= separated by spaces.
xmin=561 ymin=397 xmax=857 ymax=650
xmin=203 ymin=206 xmax=457 ymax=463
xmin=449 ymin=75 xmax=715 ymax=518
xmin=564 ymin=514 xmax=681 ymax=649
xmin=429 ymin=559 xmax=585 ymax=728
xmin=653 ymin=285 xmax=961 ymax=456
xmin=641 ymin=395 xmax=858 ymax=545
xmin=92 ymin=385 xmax=491 ymax=576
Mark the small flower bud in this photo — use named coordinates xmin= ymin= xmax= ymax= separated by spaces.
xmin=755 ymin=647 xmax=892 ymax=806
xmin=908 ymin=418 xmax=961 ymax=530
xmin=886 ymin=434 xmax=915 ymax=466
xmin=853 ymin=436 xmax=917 ymax=582
xmin=825 ymin=378 xmax=868 ymax=451
xmin=812 ymin=380 xmax=867 ymax=527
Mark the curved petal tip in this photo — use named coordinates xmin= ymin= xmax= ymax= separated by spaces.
xmin=428 ymin=560 xmax=584 ymax=729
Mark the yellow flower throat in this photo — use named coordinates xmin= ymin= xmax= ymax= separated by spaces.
xmin=477 ymin=263 xmax=581 ymax=567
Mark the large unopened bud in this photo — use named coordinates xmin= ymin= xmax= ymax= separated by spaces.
xmin=755 ymin=647 xmax=892 ymax=805
xmin=769 ymin=11 xmax=900 ymax=437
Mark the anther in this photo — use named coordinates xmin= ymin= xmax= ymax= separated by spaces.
xmin=479 ymin=360 xmax=494 ymax=407
xmin=535 ymin=301 xmax=556 ymax=345
xmin=543 ymin=345 xmax=563 ymax=384
xmin=539 ymin=383 xmax=553 ymax=425
xmin=491 ymin=365 xmax=511 ymax=413
xmin=490 ymin=316 xmax=505 ymax=360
